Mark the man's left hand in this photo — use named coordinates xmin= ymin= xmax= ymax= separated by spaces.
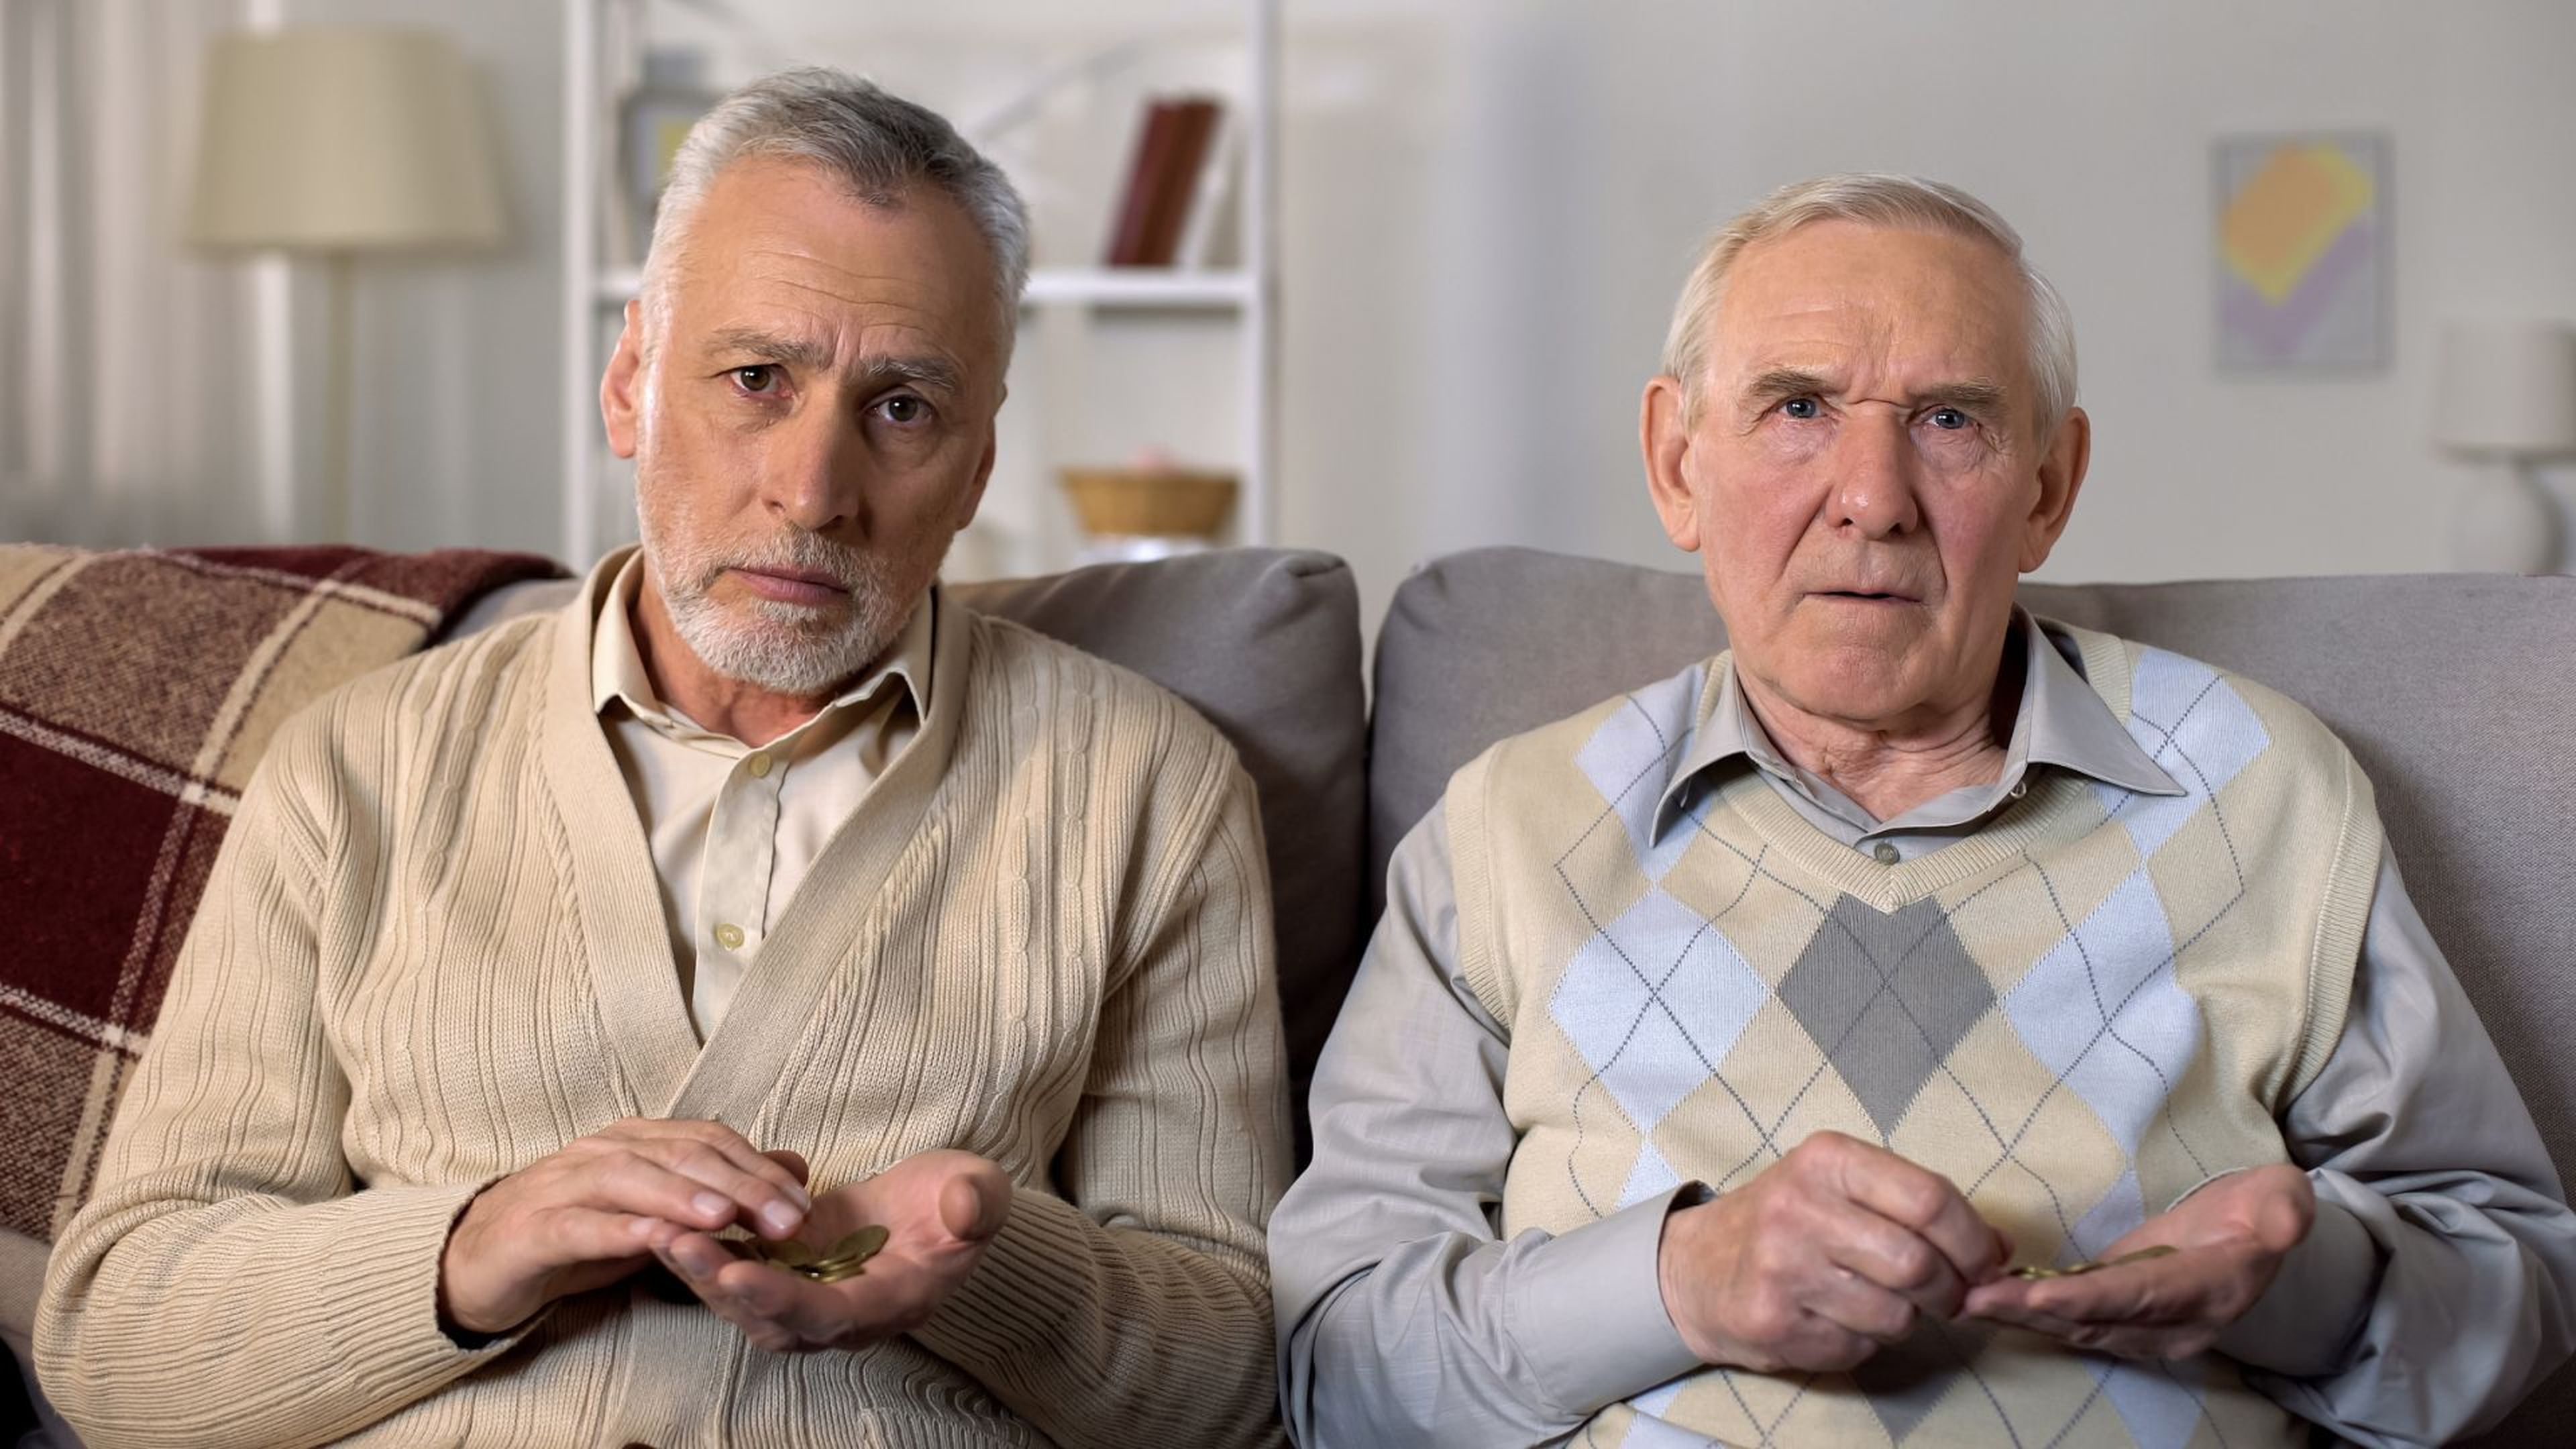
xmin=653 ymin=1148 xmax=1013 ymax=1354
xmin=1962 ymin=1163 xmax=2314 ymax=1360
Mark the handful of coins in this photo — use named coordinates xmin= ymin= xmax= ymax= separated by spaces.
xmin=721 ymin=1225 xmax=892 ymax=1285
xmin=2007 ymin=1244 xmax=2177 ymax=1282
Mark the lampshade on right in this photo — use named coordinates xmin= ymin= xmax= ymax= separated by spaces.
xmin=2434 ymin=320 xmax=2576 ymax=574
xmin=2433 ymin=321 xmax=2576 ymax=457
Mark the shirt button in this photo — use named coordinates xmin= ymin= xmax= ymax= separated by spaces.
xmin=2008 ymin=779 xmax=2029 ymax=801
xmin=1871 ymin=841 xmax=1901 ymax=865
xmin=746 ymin=753 xmax=773 ymax=779
xmin=714 ymin=922 xmax=746 ymax=950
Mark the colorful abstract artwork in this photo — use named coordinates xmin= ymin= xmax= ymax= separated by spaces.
xmin=2214 ymin=133 xmax=2390 ymax=370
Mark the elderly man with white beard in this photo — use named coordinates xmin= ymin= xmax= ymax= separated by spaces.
xmin=37 ymin=70 xmax=1289 ymax=1448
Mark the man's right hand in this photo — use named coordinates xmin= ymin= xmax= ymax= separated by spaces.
xmin=1656 ymin=1131 xmax=2010 ymax=1373
xmin=439 ymin=1117 xmax=815 ymax=1336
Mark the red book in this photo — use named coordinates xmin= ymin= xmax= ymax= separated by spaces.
xmin=1106 ymin=101 xmax=1182 ymax=266
xmin=1135 ymin=98 xmax=1221 ymax=267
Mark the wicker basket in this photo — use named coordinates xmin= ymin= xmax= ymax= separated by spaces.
xmin=1059 ymin=466 xmax=1238 ymax=539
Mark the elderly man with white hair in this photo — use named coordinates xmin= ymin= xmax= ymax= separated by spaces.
xmin=38 ymin=70 xmax=1288 ymax=1448
xmin=1271 ymin=174 xmax=2576 ymax=1447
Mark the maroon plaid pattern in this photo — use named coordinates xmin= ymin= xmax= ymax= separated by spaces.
xmin=0 ymin=543 xmax=561 ymax=1242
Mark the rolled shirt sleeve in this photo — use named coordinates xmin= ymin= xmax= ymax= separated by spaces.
xmin=2212 ymin=843 xmax=2576 ymax=1444
xmin=1271 ymin=804 xmax=1703 ymax=1448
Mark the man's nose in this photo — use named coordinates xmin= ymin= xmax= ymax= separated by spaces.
xmin=1826 ymin=410 xmax=1922 ymax=539
xmin=762 ymin=402 xmax=864 ymax=535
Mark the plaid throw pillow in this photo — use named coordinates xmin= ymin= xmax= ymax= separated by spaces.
xmin=0 ymin=543 xmax=562 ymax=1243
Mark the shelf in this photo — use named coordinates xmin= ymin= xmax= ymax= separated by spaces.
xmin=595 ymin=265 xmax=1254 ymax=311
xmin=1024 ymin=268 xmax=1255 ymax=309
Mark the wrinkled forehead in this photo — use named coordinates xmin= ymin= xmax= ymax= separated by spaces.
xmin=1711 ymin=219 xmax=2032 ymax=388
xmin=654 ymin=159 xmax=1007 ymax=362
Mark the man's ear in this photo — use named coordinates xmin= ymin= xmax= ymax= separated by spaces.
xmin=2017 ymin=404 xmax=2090 ymax=574
xmin=600 ymin=299 xmax=646 ymax=462
xmin=1642 ymin=374 xmax=1703 ymax=553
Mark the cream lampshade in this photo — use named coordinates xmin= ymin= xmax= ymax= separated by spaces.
xmin=186 ymin=28 xmax=507 ymax=538
xmin=187 ymin=28 xmax=504 ymax=253
xmin=2434 ymin=321 xmax=2576 ymax=574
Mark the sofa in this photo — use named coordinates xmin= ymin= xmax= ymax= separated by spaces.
xmin=6 ymin=543 xmax=2573 ymax=1446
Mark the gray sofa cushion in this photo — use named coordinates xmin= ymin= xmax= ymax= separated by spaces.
xmin=950 ymin=552 xmax=1369 ymax=1129
xmin=451 ymin=550 xmax=1372 ymax=1136
xmin=1368 ymin=548 xmax=1727 ymax=900
xmin=1368 ymin=545 xmax=2576 ymax=1445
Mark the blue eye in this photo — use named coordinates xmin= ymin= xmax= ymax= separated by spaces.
xmin=1782 ymin=396 xmax=1821 ymax=419
xmin=1928 ymin=407 xmax=1968 ymax=430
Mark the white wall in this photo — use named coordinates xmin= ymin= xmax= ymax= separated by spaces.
xmin=1279 ymin=0 xmax=2576 ymax=627
xmin=284 ymin=0 xmax=2576 ymax=631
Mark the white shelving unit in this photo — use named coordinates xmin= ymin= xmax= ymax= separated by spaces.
xmin=559 ymin=0 xmax=1280 ymax=572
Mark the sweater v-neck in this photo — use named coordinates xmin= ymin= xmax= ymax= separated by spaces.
xmin=1699 ymin=628 xmax=2149 ymax=914
xmin=537 ymin=562 xmax=971 ymax=1116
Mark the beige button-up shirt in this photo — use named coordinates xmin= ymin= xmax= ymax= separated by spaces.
xmin=591 ymin=551 xmax=932 ymax=1040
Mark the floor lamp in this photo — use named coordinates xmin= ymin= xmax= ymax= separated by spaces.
xmin=186 ymin=28 xmax=506 ymax=543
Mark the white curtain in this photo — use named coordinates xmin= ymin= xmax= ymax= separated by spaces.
xmin=0 ymin=0 xmax=276 ymax=547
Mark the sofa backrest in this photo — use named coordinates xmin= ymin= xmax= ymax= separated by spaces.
xmin=1368 ymin=545 xmax=2576 ymax=1446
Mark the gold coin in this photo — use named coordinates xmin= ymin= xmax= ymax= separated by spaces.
xmin=790 ymin=1226 xmax=892 ymax=1285
xmin=827 ymin=1226 xmax=892 ymax=1262
xmin=2008 ymin=1244 xmax=2177 ymax=1281
xmin=765 ymin=1239 xmax=818 ymax=1268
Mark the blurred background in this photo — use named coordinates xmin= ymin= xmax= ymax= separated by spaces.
xmin=5 ymin=0 xmax=2575 ymax=629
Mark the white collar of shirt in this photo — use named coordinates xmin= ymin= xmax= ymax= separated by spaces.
xmin=588 ymin=548 xmax=933 ymax=751
xmin=1655 ymin=607 xmax=2184 ymax=839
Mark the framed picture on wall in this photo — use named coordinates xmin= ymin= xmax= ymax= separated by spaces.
xmin=2213 ymin=132 xmax=2391 ymax=371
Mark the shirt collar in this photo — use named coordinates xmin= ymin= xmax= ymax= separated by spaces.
xmin=588 ymin=547 xmax=933 ymax=743
xmin=1657 ymin=606 xmax=2184 ymax=826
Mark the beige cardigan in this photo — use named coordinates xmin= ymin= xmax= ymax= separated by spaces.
xmin=36 ymin=568 xmax=1291 ymax=1448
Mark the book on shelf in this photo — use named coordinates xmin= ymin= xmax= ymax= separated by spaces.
xmin=1104 ymin=95 xmax=1224 ymax=268
xmin=1175 ymin=105 xmax=1240 ymax=270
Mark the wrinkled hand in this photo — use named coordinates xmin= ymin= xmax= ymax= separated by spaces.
xmin=654 ymin=1148 xmax=1012 ymax=1354
xmin=1965 ymin=1163 xmax=2314 ymax=1360
xmin=440 ymin=1117 xmax=814 ymax=1336
xmin=1658 ymin=1132 xmax=2011 ymax=1373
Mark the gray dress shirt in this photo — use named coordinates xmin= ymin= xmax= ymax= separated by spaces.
xmin=1271 ymin=613 xmax=2576 ymax=1448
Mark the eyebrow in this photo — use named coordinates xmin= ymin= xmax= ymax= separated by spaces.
xmin=706 ymin=327 xmax=963 ymax=394
xmin=1741 ymin=367 xmax=1834 ymax=408
xmin=1739 ymin=366 xmax=2013 ymax=415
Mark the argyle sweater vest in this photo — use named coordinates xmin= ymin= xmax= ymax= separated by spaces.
xmin=1444 ymin=625 xmax=2381 ymax=1449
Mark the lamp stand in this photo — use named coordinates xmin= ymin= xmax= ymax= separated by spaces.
xmin=2453 ymin=457 xmax=2563 ymax=575
xmin=322 ymin=250 xmax=354 ymax=543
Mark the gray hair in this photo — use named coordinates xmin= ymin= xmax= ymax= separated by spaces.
xmin=1660 ymin=173 xmax=2078 ymax=435
xmin=645 ymin=68 xmax=1030 ymax=356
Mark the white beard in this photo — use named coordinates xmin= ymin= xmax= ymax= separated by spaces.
xmin=637 ymin=503 xmax=921 ymax=697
